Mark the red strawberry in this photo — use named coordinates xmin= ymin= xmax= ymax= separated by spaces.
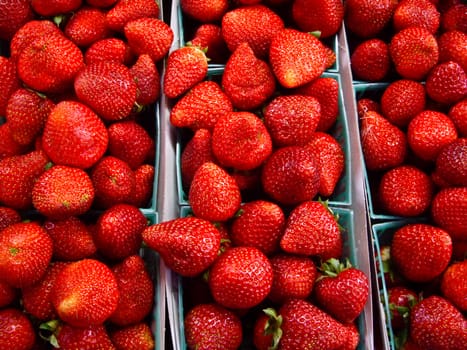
xmin=188 ymin=24 xmax=229 ymax=64
xmin=0 ymin=0 xmax=33 ymax=41
xmin=387 ymin=286 xmax=419 ymax=331
xmin=124 ymin=17 xmax=174 ymax=63
xmin=31 ymin=0 xmax=81 ymax=16
xmin=261 ymin=146 xmax=320 ymax=206
xmin=0 ymin=56 xmax=20 ymax=116
xmin=280 ymin=201 xmax=342 ymax=259
xmin=350 ymin=38 xmax=391 ymax=82
xmin=189 ymin=162 xmax=242 ymax=222
xmin=264 ymin=94 xmax=321 ymax=147
xmin=0 ymin=308 xmax=35 ymax=350
xmin=449 ymin=98 xmax=467 ymax=136
xmin=393 ymin=0 xmax=440 ymax=33
xmin=0 ymin=221 xmax=53 ymax=288
xmin=142 ymin=217 xmax=221 ymax=277
xmin=52 ymin=323 xmax=116 ymax=350
xmin=94 ymin=204 xmax=147 ymax=260
xmin=222 ymin=42 xmax=276 ymax=110
xmin=42 ymin=100 xmax=108 ymax=169
xmin=74 ymin=61 xmax=137 ymax=121
xmin=130 ymin=54 xmax=160 ymax=106
xmin=357 ymin=98 xmax=380 ymax=118
xmin=438 ymin=30 xmax=467 ymax=72
xmin=391 ymin=223 xmax=452 ymax=282
xmin=170 ymin=80 xmax=233 ymax=131
xmin=110 ymin=323 xmax=155 ymax=350
xmin=32 ymin=165 xmax=95 ymax=219
xmin=221 ymin=5 xmax=284 ymax=58
xmin=389 ymin=26 xmax=439 ymax=80
xmin=407 ymin=110 xmax=458 ymax=161
xmin=129 ymin=164 xmax=155 ymax=207
xmin=440 ymin=3 xmax=467 ymax=33
xmin=431 ymin=187 xmax=467 ymax=241
xmin=360 ymin=110 xmax=407 ymax=171
xmin=109 ymin=255 xmax=154 ymax=326
xmin=212 ymin=111 xmax=272 ymax=170
xmin=184 ymin=303 xmax=243 ymax=350
xmin=106 ymin=0 xmax=160 ymax=32
xmin=181 ymin=0 xmax=229 ymax=23
xmin=52 ymin=258 xmax=120 ymax=327
xmin=292 ymin=0 xmax=344 ymax=38
xmin=64 ymin=6 xmax=110 ymax=47
xmin=340 ymin=323 xmax=361 ymax=350
xmin=434 ymin=138 xmax=467 ymax=186
xmin=441 ymin=260 xmax=467 ymax=312
xmin=0 ymin=281 xmax=17 ymax=308
xmin=84 ymin=38 xmax=134 ymax=65
xmin=269 ymin=28 xmax=328 ymax=89
xmin=425 ymin=61 xmax=467 ymax=105
xmin=163 ymin=46 xmax=208 ymax=99
xmin=209 ymin=246 xmax=273 ymax=309
xmin=230 ymin=200 xmax=285 ymax=255
xmin=268 ymin=254 xmax=317 ymax=304
xmin=0 ymin=206 xmax=21 ymax=232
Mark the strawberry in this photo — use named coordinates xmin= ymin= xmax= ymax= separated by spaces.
xmin=188 ymin=162 xmax=242 ymax=222
xmin=292 ymin=0 xmax=344 ymax=38
xmin=230 ymin=200 xmax=285 ymax=255
xmin=129 ymin=164 xmax=155 ymax=207
xmin=314 ymin=258 xmax=369 ymax=324
xmin=142 ymin=217 xmax=221 ymax=277
xmin=32 ymin=165 xmax=95 ymax=219
xmin=449 ymin=98 xmax=467 ymax=136
xmin=268 ymin=254 xmax=317 ymax=304
xmin=42 ymin=100 xmax=108 ymax=169
xmin=0 ymin=56 xmax=20 ymax=117
xmin=434 ymin=138 xmax=467 ymax=186
xmin=360 ymin=110 xmax=407 ymax=171
xmin=357 ymin=98 xmax=380 ymax=118
xmin=222 ymin=42 xmax=276 ymax=110
xmin=188 ymin=24 xmax=229 ymax=64
xmin=212 ymin=111 xmax=272 ymax=170
xmin=74 ymin=61 xmax=137 ymax=121
xmin=184 ymin=303 xmax=243 ymax=350
xmin=0 ymin=0 xmax=33 ymax=41
xmin=441 ymin=260 xmax=467 ymax=312
xmin=0 ymin=308 xmax=35 ymax=350
xmin=305 ymin=132 xmax=345 ymax=198
xmin=350 ymin=39 xmax=391 ymax=82
xmin=387 ymin=286 xmax=419 ymax=331
xmin=106 ymin=0 xmax=160 ymax=32
xmin=221 ymin=5 xmax=284 ymax=58
xmin=391 ymin=223 xmax=452 ymax=282
xmin=31 ymin=0 xmax=81 ymax=16
xmin=64 ymin=6 xmax=110 ymax=48
xmin=124 ymin=17 xmax=174 ymax=63
xmin=438 ymin=30 xmax=467 ymax=72
xmin=431 ymin=187 xmax=467 ymax=241
xmin=163 ymin=46 xmax=208 ymax=99
xmin=269 ymin=28 xmax=328 ymax=89
xmin=425 ymin=61 xmax=467 ymax=105
xmin=340 ymin=323 xmax=361 ymax=350
xmin=181 ymin=129 xmax=215 ymax=188
xmin=261 ymin=146 xmax=320 ymax=206
xmin=109 ymin=255 xmax=154 ymax=326
xmin=440 ymin=3 xmax=467 ymax=33
xmin=130 ymin=54 xmax=160 ymax=106
xmin=110 ymin=323 xmax=155 ymax=350
xmin=181 ymin=0 xmax=229 ymax=22
xmin=84 ymin=38 xmax=134 ymax=65
xmin=393 ymin=0 xmax=440 ymax=33
xmin=407 ymin=110 xmax=458 ymax=161
xmin=410 ymin=295 xmax=467 ymax=349
xmin=389 ymin=26 xmax=439 ymax=81
xmin=52 ymin=258 xmax=120 ymax=327
xmin=0 ymin=221 xmax=53 ymax=288
xmin=0 ymin=206 xmax=21 ymax=232
xmin=94 ymin=204 xmax=147 ymax=260
xmin=264 ymin=95 xmax=321 ymax=147
xmin=208 ymin=246 xmax=273 ymax=309
xmin=170 ymin=80 xmax=233 ymax=131
xmin=378 ymin=165 xmax=434 ymax=217
xmin=0 ymin=281 xmax=16 ymax=308
xmin=280 ymin=201 xmax=342 ymax=259
xmin=51 ymin=323 xmax=116 ymax=350
xmin=380 ymin=79 xmax=426 ymax=127
xmin=44 ymin=216 xmax=97 ymax=261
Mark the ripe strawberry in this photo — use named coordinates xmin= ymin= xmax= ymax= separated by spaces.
xmin=184 ymin=303 xmax=243 ymax=350
xmin=306 ymin=132 xmax=345 ymax=198
xmin=340 ymin=323 xmax=361 ymax=350
xmin=281 ymin=201 xmax=342 ymax=259
xmin=360 ymin=110 xmax=407 ymax=171
xmin=440 ymin=3 xmax=467 ymax=33
xmin=410 ymin=295 xmax=467 ymax=349
xmin=109 ymin=255 xmax=154 ymax=326
xmin=268 ymin=254 xmax=317 ymax=304
xmin=52 ymin=323 xmax=115 ymax=350
xmin=391 ymin=223 xmax=452 ymax=282
xmin=189 ymin=162 xmax=242 ymax=222
xmin=142 ymin=217 xmax=221 ymax=277
xmin=163 ymin=46 xmax=208 ymax=99
xmin=110 ymin=323 xmax=155 ymax=350
xmin=389 ymin=26 xmax=439 ymax=80
xmin=0 ymin=56 xmax=20 ymax=117
xmin=0 ymin=308 xmax=35 ymax=350
xmin=269 ymin=28 xmax=327 ymax=89
xmin=393 ymin=0 xmax=440 ymax=33
xmin=0 ymin=206 xmax=21 ymax=232
xmin=230 ymin=200 xmax=285 ymax=255
xmin=431 ymin=187 xmax=467 ymax=241
xmin=231 ymin=168 xmax=262 ymax=194
xmin=188 ymin=24 xmax=229 ymax=64
xmin=106 ymin=0 xmax=160 ymax=32
xmin=64 ymin=6 xmax=110 ymax=47
xmin=292 ymin=0 xmax=344 ymax=38
xmin=129 ymin=164 xmax=155 ymax=207
xmin=84 ymin=38 xmax=134 ymax=65
xmin=181 ymin=0 xmax=229 ymax=22
xmin=181 ymin=129 xmax=215 ymax=188
xmin=44 ymin=216 xmax=97 ymax=261
xmin=380 ymin=79 xmax=426 ymax=127
xmin=449 ymin=98 xmax=467 ymax=136
xmin=32 ymin=165 xmax=95 ymax=219
xmin=434 ymin=138 xmax=467 ymax=186
xmin=0 ymin=0 xmax=33 ymax=41
xmin=74 ymin=61 xmax=137 ymax=121
xmin=407 ymin=110 xmax=458 ymax=161
xmin=345 ymin=0 xmax=397 ymax=38
xmin=261 ymin=146 xmax=320 ymax=206
xmin=170 ymin=80 xmax=233 ymax=131
xmin=52 ymin=258 xmax=119 ymax=327
xmin=425 ymin=61 xmax=467 ymax=105
xmin=350 ymin=38 xmax=391 ymax=82
xmin=209 ymin=246 xmax=273 ymax=309
xmin=357 ymin=98 xmax=380 ymax=118
xmin=387 ymin=286 xmax=419 ymax=331
xmin=31 ymin=0 xmax=81 ymax=16
xmin=0 ymin=221 xmax=53 ymax=288
xmin=212 ymin=111 xmax=272 ymax=170
xmin=441 ymin=260 xmax=467 ymax=312
xmin=130 ymin=54 xmax=160 ymax=106
xmin=438 ymin=30 xmax=467 ymax=72
xmin=94 ymin=204 xmax=147 ymax=260
xmin=0 ymin=281 xmax=17 ymax=308
xmin=42 ymin=100 xmax=108 ymax=169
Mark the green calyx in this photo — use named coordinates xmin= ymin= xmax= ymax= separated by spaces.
xmin=39 ymin=319 xmax=61 ymax=348
xmin=318 ymin=198 xmax=345 ymax=232
xmin=262 ymin=308 xmax=283 ymax=350
xmin=317 ymin=257 xmax=352 ymax=281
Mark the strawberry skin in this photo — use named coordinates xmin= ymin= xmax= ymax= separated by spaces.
xmin=189 ymin=23 xmax=229 ymax=64
xmin=393 ymin=0 xmax=440 ymax=33
xmin=130 ymin=54 xmax=161 ymax=106
xmin=0 ymin=308 xmax=35 ymax=350
xmin=84 ymin=37 xmax=133 ymax=65
xmin=292 ymin=0 xmax=344 ymax=38
xmin=425 ymin=60 xmax=467 ymax=105
xmin=54 ymin=323 xmax=116 ymax=350
xmin=345 ymin=0 xmax=397 ymax=38
xmin=0 ymin=56 xmax=20 ymax=117
xmin=0 ymin=0 xmax=33 ymax=41
xmin=431 ymin=187 xmax=467 ymax=241
xmin=434 ymin=138 xmax=467 ymax=186
xmin=438 ymin=30 xmax=467 ymax=72
xmin=449 ymin=99 xmax=467 ymax=137
xmin=0 ymin=206 xmax=21 ymax=232
xmin=64 ymin=6 xmax=110 ymax=47
xmin=111 ymin=323 xmax=155 ymax=350
xmin=350 ymin=38 xmax=391 ymax=82
xmin=181 ymin=0 xmax=229 ymax=23
xmin=31 ymin=0 xmax=82 ymax=17
xmin=441 ymin=260 xmax=467 ymax=312
xmin=105 ymin=0 xmax=160 ymax=32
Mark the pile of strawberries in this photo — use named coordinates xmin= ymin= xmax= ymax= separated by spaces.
xmin=0 ymin=0 xmax=173 ymax=349
xmin=347 ymin=0 xmax=467 ymax=349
